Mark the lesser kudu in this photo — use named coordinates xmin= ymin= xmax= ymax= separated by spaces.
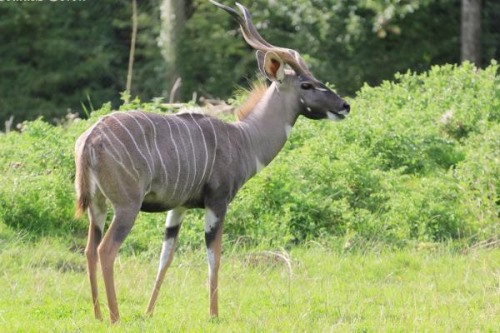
xmin=74 ymin=1 xmax=350 ymax=323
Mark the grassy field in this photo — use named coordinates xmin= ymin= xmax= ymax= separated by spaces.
xmin=0 ymin=234 xmax=498 ymax=333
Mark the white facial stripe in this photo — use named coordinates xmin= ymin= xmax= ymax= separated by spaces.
xmin=315 ymin=87 xmax=328 ymax=92
xmin=307 ymin=107 xmax=312 ymax=112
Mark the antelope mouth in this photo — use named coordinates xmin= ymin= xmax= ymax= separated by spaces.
xmin=327 ymin=110 xmax=348 ymax=121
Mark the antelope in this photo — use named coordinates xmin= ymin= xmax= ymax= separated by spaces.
xmin=74 ymin=0 xmax=350 ymax=323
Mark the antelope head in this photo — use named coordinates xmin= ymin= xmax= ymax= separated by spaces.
xmin=211 ymin=1 xmax=350 ymax=121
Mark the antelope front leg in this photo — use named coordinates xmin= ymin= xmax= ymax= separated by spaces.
xmin=146 ymin=208 xmax=186 ymax=316
xmin=204 ymin=206 xmax=226 ymax=317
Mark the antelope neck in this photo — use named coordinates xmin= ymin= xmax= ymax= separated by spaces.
xmin=235 ymin=81 xmax=300 ymax=170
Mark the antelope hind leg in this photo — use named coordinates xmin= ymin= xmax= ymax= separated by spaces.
xmin=98 ymin=206 xmax=139 ymax=323
xmin=85 ymin=192 xmax=107 ymax=321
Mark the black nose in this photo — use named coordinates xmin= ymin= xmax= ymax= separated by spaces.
xmin=343 ymin=102 xmax=350 ymax=113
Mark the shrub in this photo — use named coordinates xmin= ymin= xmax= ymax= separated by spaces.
xmin=0 ymin=62 xmax=498 ymax=250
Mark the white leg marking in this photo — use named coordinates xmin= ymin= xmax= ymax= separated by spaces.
xmin=159 ymin=209 xmax=185 ymax=272
xmin=207 ymin=248 xmax=216 ymax=276
xmin=166 ymin=208 xmax=185 ymax=228
xmin=204 ymin=209 xmax=218 ymax=233
xmin=158 ymin=238 xmax=175 ymax=272
xmin=113 ymin=115 xmax=153 ymax=177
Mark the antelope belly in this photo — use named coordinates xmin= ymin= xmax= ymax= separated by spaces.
xmin=140 ymin=200 xmax=171 ymax=212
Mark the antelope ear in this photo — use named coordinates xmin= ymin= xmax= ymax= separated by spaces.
xmin=256 ymin=50 xmax=285 ymax=83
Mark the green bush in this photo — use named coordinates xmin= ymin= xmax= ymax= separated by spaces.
xmin=0 ymin=63 xmax=498 ymax=250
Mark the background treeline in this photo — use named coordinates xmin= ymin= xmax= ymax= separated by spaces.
xmin=1 ymin=0 xmax=499 ymax=126
xmin=0 ymin=63 xmax=498 ymax=251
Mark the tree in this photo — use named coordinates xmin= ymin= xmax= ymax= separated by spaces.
xmin=158 ymin=0 xmax=191 ymax=102
xmin=461 ymin=0 xmax=481 ymax=66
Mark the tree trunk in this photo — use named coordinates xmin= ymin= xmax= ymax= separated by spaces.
xmin=461 ymin=0 xmax=481 ymax=66
xmin=159 ymin=0 xmax=186 ymax=101
xmin=126 ymin=0 xmax=138 ymax=94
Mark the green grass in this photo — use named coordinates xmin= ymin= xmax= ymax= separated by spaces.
xmin=0 ymin=234 xmax=498 ymax=332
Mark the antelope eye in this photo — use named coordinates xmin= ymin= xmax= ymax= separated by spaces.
xmin=300 ymin=82 xmax=313 ymax=90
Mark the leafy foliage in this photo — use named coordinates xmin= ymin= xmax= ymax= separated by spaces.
xmin=178 ymin=0 xmax=462 ymax=99
xmin=1 ymin=0 xmax=499 ymax=126
xmin=0 ymin=0 xmax=164 ymax=125
xmin=0 ymin=63 xmax=498 ymax=250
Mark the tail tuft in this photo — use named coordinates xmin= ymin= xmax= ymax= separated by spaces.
xmin=75 ymin=192 xmax=91 ymax=219
xmin=74 ymin=141 xmax=92 ymax=219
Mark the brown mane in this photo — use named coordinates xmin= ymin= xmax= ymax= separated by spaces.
xmin=236 ymin=81 xmax=268 ymax=120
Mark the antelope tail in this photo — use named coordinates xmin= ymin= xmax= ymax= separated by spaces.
xmin=74 ymin=147 xmax=92 ymax=219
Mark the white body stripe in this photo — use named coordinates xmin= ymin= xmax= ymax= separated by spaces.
xmin=163 ymin=117 xmax=181 ymax=201
xmin=174 ymin=118 xmax=193 ymax=199
xmin=113 ymin=116 xmax=153 ymax=177
xmin=100 ymin=121 xmax=141 ymax=179
xmin=190 ymin=114 xmax=210 ymax=191
xmin=183 ymin=120 xmax=198 ymax=193
xmin=207 ymin=118 xmax=218 ymax=179
xmin=136 ymin=112 xmax=169 ymax=183
xmin=124 ymin=113 xmax=155 ymax=173
xmin=101 ymin=134 xmax=138 ymax=181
